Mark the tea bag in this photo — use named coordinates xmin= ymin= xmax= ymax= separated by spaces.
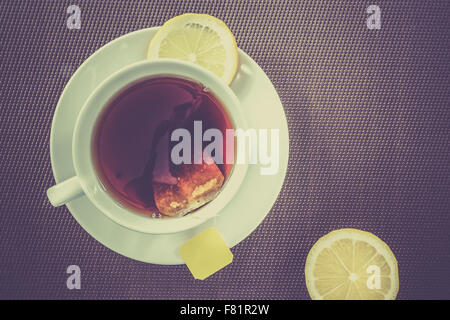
xmin=151 ymin=95 xmax=225 ymax=217
xmin=153 ymin=160 xmax=224 ymax=216
xmin=124 ymin=100 xmax=199 ymax=207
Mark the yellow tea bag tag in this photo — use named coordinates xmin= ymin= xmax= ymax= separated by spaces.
xmin=179 ymin=228 xmax=233 ymax=280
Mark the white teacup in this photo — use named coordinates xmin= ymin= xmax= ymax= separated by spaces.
xmin=47 ymin=59 xmax=248 ymax=234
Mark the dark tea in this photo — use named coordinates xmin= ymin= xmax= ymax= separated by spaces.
xmin=92 ymin=76 xmax=234 ymax=217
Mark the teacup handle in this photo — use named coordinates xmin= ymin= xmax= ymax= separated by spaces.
xmin=47 ymin=176 xmax=84 ymax=207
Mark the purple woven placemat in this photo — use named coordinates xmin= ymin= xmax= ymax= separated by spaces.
xmin=1 ymin=0 xmax=450 ymax=299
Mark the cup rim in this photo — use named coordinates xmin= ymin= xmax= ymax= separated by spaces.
xmin=72 ymin=59 xmax=248 ymax=234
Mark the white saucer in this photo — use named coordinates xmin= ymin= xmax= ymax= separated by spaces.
xmin=50 ymin=27 xmax=289 ymax=265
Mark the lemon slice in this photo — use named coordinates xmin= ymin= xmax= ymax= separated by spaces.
xmin=147 ymin=13 xmax=239 ymax=84
xmin=305 ymin=229 xmax=399 ymax=300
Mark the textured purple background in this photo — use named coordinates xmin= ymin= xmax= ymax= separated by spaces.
xmin=1 ymin=0 xmax=450 ymax=299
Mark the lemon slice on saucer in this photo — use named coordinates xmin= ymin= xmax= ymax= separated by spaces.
xmin=147 ymin=13 xmax=239 ymax=84
xmin=305 ymin=228 xmax=399 ymax=300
